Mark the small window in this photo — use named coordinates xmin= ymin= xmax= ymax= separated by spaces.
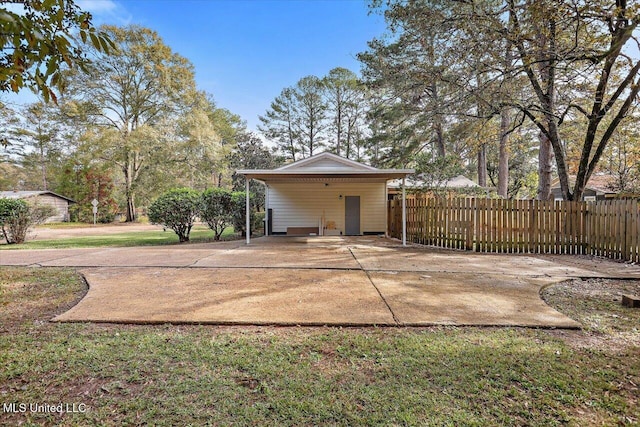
xmin=583 ymin=196 xmax=596 ymax=202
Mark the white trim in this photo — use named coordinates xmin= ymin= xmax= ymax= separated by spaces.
xmin=402 ymin=178 xmax=407 ymax=246
xmin=265 ymin=185 xmax=270 ymax=236
xmin=384 ymin=181 xmax=389 ymax=238
xmin=245 ymin=178 xmax=250 ymax=245
xmin=235 ymin=170 xmax=414 ymax=181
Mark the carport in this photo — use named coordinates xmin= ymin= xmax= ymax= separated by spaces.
xmin=236 ymin=152 xmax=414 ymax=245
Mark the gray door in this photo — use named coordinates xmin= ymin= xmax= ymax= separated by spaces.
xmin=345 ymin=196 xmax=361 ymax=235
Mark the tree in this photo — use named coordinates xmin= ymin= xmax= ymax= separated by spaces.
xmin=412 ymin=154 xmax=465 ymax=197
xmin=200 ymin=188 xmax=233 ymax=240
xmin=259 ymin=76 xmax=328 ymax=161
xmin=362 ymin=0 xmax=640 ymax=201
xmin=0 ymin=100 xmax=20 ymax=149
xmin=486 ymin=128 xmax=538 ymax=198
xmin=258 ymin=88 xmax=300 ymax=161
xmin=0 ymin=0 xmax=113 ymax=102
xmin=360 ymin=0 xmax=527 ymax=193
xmin=476 ymin=0 xmax=640 ymax=200
xmin=147 ymin=188 xmax=200 ymax=243
xmin=229 ymin=131 xmax=283 ymax=211
xmin=0 ymin=162 xmax=27 ymax=190
xmin=0 ymin=197 xmax=54 ymax=244
xmin=230 ymin=191 xmax=254 ymax=237
xmin=56 ymin=161 xmax=118 ymax=222
xmin=173 ymin=94 xmax=242 ymax=190
xmin=601 ymin=117 xmax=640 ymax=193
xmin=358 ymin=2 xmax=463 ymax=163
xmin=8 ymin=102 xmax=65 ymax=190
xmin=323 ymin=67 xmax=367 ymax=158
xmin=294 ymin=76 xmax=327 ymax=157
xmin=206 ymin=104 xmax=244 ymax=188
xmin=63 ymin=25 xmax=198 ymax=221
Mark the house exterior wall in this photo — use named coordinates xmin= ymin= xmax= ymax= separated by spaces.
xmin=552 ymin=187 xmax=598 ymax=201
xmin=268 ymin=181 xmax=387 ymax=234
xmin=30 ymin=194 xmax=70 ymax=222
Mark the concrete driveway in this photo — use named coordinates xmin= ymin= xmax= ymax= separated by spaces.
xmin=3 ymin=236 xmax=638 ymax=327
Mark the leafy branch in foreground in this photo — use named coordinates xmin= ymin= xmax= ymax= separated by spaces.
xmin=0 ymin=0 xmax=114 ymax=103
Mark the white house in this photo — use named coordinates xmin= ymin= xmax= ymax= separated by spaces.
xmin=236 ymin=152 xmax=414 ymax=244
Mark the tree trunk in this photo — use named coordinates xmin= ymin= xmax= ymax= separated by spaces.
xmin=40 ymin=144 xmax=47 ymax=190
xmin=498 ymin=108 xmax=510 ymax=198
xmin=430 ymin=83 xmax=446 ymax=158
xmin=536 ymin=131 xmax=554 ymax=200
xmin=124 ymin=168 xmax=136 ymax=222
xmin=477 ymin=144 xmax=487 ymax=187
xmin=126 ymin=194 xmax=136 ymax=222
xmin=434 ymin=121 xmax=445 ymax=158
xmin=336 ymin=104 xmax=342 ymax=157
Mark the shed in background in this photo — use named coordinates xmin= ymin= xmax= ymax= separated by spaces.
xmin=0 ymin=191 xmax=75 ymax=222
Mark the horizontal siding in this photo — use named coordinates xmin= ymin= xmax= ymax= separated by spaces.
xmin=32 ymin=195 xmax=69 ymax=223
xmin=268 ymin=182 xmax=386 ymax=234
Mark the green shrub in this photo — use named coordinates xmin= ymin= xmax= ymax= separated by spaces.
xmin=200 ymin=188 xmax=233 ymax=241
xmin=230 ymin=191 xmax=256 ymax=236
xmin=253 ymin=211 xmax=265 ymax=234
xmin=0 ymin=198 xmax=55 ymax=244
xmin=147 ymin=188 xmax=200 ymax=243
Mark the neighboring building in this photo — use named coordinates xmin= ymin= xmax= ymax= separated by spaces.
xmin=387 ymin=174 xmax=480 ymax=199
xmin=237 ymin=152 xmax=414 ymax=238
xmin=0 ymin=191 xmax=75 ymax=222
xmin=551 ymin=174 xmax=618 ymax=201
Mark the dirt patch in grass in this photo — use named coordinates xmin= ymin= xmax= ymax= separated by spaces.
xmin=0 ymin=267 xmax=87 ymax=331
xmin=542 ymin=278 xmax=640 ymax=352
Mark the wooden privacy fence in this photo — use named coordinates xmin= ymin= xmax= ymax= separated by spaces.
xmin=388 ymin=197 xmax=640 ymax=263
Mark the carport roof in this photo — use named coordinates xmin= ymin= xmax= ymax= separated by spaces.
xmin=237 ymin=152 xmax=414 ymax=182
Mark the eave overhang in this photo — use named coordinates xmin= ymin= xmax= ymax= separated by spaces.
xmin=236 ymin=169 xmax=415 ymax=183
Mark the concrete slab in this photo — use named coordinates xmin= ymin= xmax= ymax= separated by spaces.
xmin=4 ymin=236 xmax=617 ymax=328
xmin=0 ymin=248 xmax=98 ymax=266
xmin=194 ymin=246 xmax=360 ymax=269
xmin=39 ymin=247 xmax=222 ymax=267
xmin=351 ymin=248 xmax=601 ymax=277
xmin=0 ymin=240 xmax=244 ymax=267
xmin=54 ymin=267 xmax=395 ymax=326
xmin=370 ymin=272 xmax=580 ymax=328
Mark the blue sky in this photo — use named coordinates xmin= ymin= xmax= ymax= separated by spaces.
xmin=7 ymin=0 xmax=387 ymax=132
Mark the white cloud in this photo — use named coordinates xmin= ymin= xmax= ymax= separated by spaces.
xmin=76 ymin=0 xmax=118 ymax=14
xmin=76 ymin=0 xmax=132 ymax=26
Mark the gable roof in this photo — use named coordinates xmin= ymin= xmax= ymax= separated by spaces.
xmin=551 ymin=174 xmax=617 ymax=195
xmin=0 ymin=191 xmax=75 ymax=203
xmin=276 ymin=152 xmax=377 ymax=172
xmin=237 ymin=152 xmax=414 ymax=182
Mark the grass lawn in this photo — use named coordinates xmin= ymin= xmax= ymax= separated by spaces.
xmin=0 ymin=225 xmax=237 ymax=250
xmin=1 ymin=268 xmax=638 ymax=426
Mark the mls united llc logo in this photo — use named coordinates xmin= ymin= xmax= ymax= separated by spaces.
xmin=3 ymin=402 xmax=87 ymax=414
